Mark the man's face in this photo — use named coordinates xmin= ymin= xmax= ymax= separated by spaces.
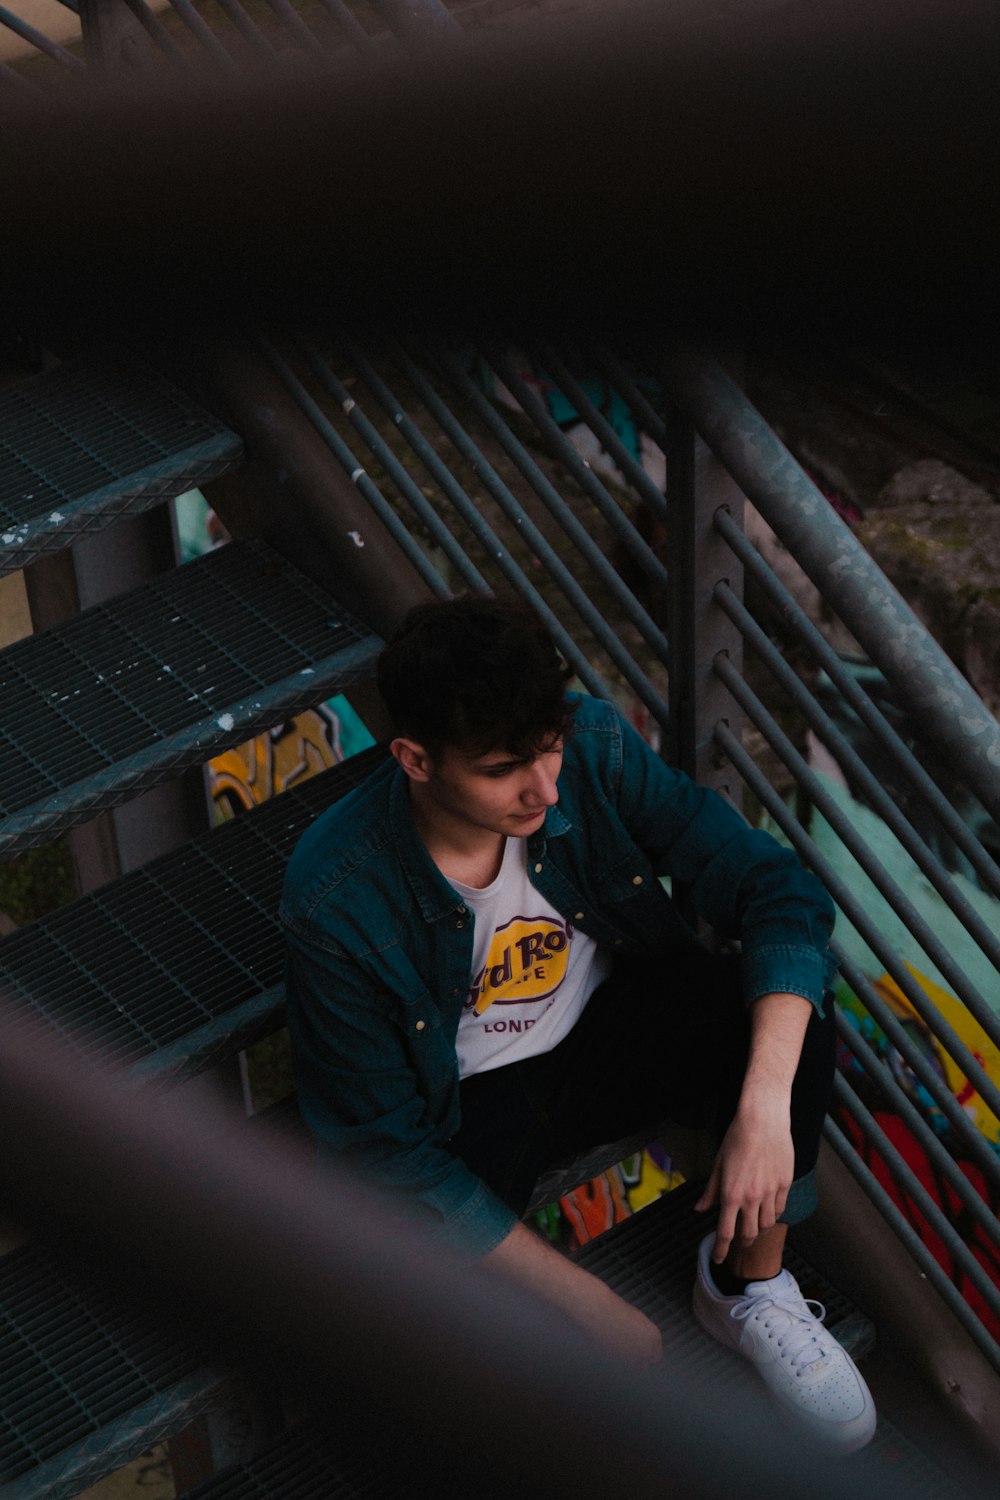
xmin=421 ymin=737 xmax=564 ymax=839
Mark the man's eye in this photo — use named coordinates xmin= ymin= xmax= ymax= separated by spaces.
xmin=484 ymin=765 xmax=515 ymax=778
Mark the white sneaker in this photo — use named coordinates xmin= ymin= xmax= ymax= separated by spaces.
xmin=693 ymin=1233 xmax=877 ymax=1453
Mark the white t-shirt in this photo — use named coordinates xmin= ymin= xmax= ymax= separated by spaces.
xmin=453 ymin=836 xmax=612 ymax=1078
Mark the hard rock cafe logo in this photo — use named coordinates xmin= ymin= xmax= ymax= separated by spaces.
xmin=467 ymin=915 xmax=573 ymax=1017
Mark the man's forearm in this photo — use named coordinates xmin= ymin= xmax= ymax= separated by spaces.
xmin=482 ymin=1220 xmax=662 ymax=1365
xmin=740 ymin=991 xmax=813 ymax=1111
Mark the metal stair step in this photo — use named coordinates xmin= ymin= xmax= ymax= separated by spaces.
xmin=0 ymin=538 xmax=381 ymax=858
xmin=0 ymin=745 xmax=386 ymax=1071
xmin=172 ymin=1187 xmax=961 ymax=1500
xmin=575 ymin=1185 xmax=960 ymax=1498
xmin=0 ymin=1239 xmax=225 ymax=1500
xmin=0 ymin=357 xmax=243 ymax=578
xmin=0 ymin=753 xmax=385 ymax=1500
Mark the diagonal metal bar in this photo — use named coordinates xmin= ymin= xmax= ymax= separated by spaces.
xmin=0 ymin=4 xmax=85 ymax=67
xmin=834 ymin=1008 xmax=1000 ymax=1256
xmin=385 ymin=337 xmax=670 ymax=727
xmin=824 ymin=1116 xmax=1000 ymax=1378
xmin=832 ymin=1071 xmax=1000 ymax=1327
xmin=715 ymin=580 xmax=1000 ymax=987
xmin=258 ymin=337 xmax=450 ymax=597
xmin=167 ymin=0 xmax=237 ymax=66
xmin=484 ymin=344 xmax=671 ymax=595
xmin=713 ymin=505 xmax=1000 ymax=902
xmin=832 ymin=944 xmax=1000 ymax=1193
xmin=714 ymin=721 xmax=1000 ymax=1178
xmin=433 ymin=337 xmax=672 ymax=666
xmin=714 ymin=651 xmax=1000 ymax=1059
xmin=339 ymin=339 xmax=613 ymax=701
xmin=666 ymin=350 xmax=1000 ymax=825
xmin=295 ymin=335 xmax=490 ymax=594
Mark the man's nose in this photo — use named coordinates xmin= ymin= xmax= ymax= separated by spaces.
xmin=526 ymin=762 xmax=559 ymax=806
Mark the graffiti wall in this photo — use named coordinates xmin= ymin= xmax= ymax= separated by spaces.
xmin=535 ymin=1141 xmax=685 ymax=1251
xmin=209 ymin=703 xmax=365 ymax=820
xmin=836 ymin=964 xmax=1000 ymax=1337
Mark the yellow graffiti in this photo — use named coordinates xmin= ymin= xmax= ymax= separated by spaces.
xmin=874 ymin=964 xmax=1000 ymax=1146
xmin=209 ymin=707 xmax=343 ymax=819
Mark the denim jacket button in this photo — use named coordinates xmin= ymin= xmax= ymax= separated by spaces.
xmin=575 ymin=911 xmax=585 ymax=921
xmin=415 ymin=1020 xmax=426 ymax=1031
xmin=632 ymin=875 xmax=644 ymax=886
xmin=534 ymin=862 xmax=543 ymax=874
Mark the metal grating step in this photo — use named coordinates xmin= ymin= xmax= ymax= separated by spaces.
xmin=0 ymin=745 xmax=386 ymax=1070
xmin=576 ymin=1184 xmax=962 ymax=1499
xmin=0 ymin=1238 xmax=223 ymax=1500
xmin=0 ymin=358 xmax=243 ymax=578
xmin=0 ymin=538 xmax=381 ymax=858
xmin=173 ymin=1185 xmax=960 ymax=1500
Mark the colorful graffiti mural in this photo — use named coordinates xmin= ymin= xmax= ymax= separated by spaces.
xmin=209 ymin=704 xmax=347 ymax=820
xmin=836 ymin=962 xmax=1000 ymax=1338
xmin=536 ymin=1141 xmax=685 ymax=1250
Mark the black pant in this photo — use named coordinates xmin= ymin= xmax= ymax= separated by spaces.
xmin=451 ymin=949 xmax=836 ymax=1223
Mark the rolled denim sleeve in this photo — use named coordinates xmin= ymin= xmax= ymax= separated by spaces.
xmin=284 ymin=930 xmax=518 ymax=1259
xmin=612 ymin=709 xmax=835 ymax=1010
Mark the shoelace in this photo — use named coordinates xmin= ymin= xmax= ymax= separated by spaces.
xmin=731 ymin=1290 xmax=830 ymax=1374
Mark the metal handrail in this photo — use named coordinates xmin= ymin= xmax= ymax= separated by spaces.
xmin=713 ymin=504 xmax=1000 ymax=901
xmin=664 ymin=350 xmax=1000 ymax=827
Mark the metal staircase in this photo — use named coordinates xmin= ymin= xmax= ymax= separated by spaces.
xmin=1 ymin=4 xmax=999 ymax=1498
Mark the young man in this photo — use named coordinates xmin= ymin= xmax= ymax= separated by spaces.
xmin=281 ymin=597 xmax=876 ymax=1451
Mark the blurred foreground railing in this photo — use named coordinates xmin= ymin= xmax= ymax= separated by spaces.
xmin=0 ymin=1010 xmax=954 ymax=1500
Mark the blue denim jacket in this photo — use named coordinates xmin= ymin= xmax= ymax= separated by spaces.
xmin=280 ymin=693 xmax=835 ymax=1258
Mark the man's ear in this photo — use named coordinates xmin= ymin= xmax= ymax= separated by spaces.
xmin=390 ymin=737 xmax=434 ymax=783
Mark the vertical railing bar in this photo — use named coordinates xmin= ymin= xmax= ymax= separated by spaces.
xmin=258 ymin=338 xmax=450 ymax=597
xmin=713 ymin=719 xmax=1000 ymax=1136
xmin=339 ymin=339 xmax=615 ymax=702
xmin=167 ymin=0 xmax=237 ymax=66
xmin=714 ymin=652 xmax=1000 ymax=1060
xmin=715 ymin=580 xmax=1000 ymax=980
xmin=832 ymin=1072 xmax=1000 ymax=1323
xmin=823 ymin=1116 xmax=1000 ymax=1377
xmin=0 ymin=4 xmax=87 ymax=67
xmin=833 ymin=944 xmax=1000 ymax=1191
xmin=436 ymin=338 xmax=672 ymax=658
xmin=834 ymin=1009 xmax=1000 ymax=1252
xmin=260 ymin=0 xmax=326 ymax=56
xmin=714 ymin=505 xmax=1000 ymax=901
xmin=381 ymin=336 xmax=672 ymax=730
xmin=483 ymin=344 xmax=671 ymax=596
xmin=213 ymin=0 xmax=278 ymax=60
xmin=315 ymin=0 xmax=375 ymax=50
xmin=531 ymin=342 xmax=670 ymax=518
xmin=295 ymin=336 xmax=492 ymax=595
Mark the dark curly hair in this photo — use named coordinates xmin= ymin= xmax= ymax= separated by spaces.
xmin=377 ymin=597 xmax=575 ymax=758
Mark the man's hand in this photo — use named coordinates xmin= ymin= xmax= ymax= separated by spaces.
xmin=695 ymin=1100 xmax=794 ymax=1264
xmin=695 ymin=990 xmax=813 ymax=1264
xmin=483 ymin=1220 xmax=662 ymax=1365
